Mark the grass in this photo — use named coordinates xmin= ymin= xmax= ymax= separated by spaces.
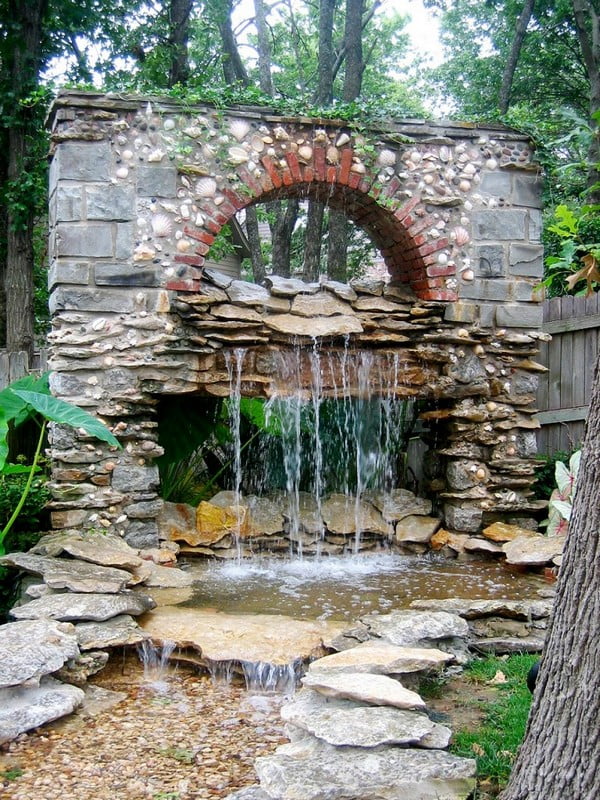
xmin=449 ymin=654 xmax=539 ymax=795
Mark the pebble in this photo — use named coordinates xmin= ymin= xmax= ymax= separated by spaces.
xmin=0 ymin=655 xmax=287 ymax=800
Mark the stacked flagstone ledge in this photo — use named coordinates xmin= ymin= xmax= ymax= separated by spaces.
xmin=47 ymin=91 xmax=546 ymax=546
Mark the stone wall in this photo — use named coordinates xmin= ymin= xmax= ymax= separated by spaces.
xmin=46 ymin=91 xmax=547 ymax=546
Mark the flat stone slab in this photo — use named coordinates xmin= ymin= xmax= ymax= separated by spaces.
xmin=0 ymin=677 xmax=85 ymax=745
xmin=473 ymin=636 xmax=546 ymax=654
xmin=264 ymin=314 xmax=363 ymax=338
xmin=302 ymin=671 xmax=426 ymax=709
xmin=0 ymin=552 xmax=132 ymax=593
xmin=503 ymin=536 xmax=565 ymax=566
xmin=0 ymin=619 xmax=80 ymax=688
xmin=361 ymin=609 xmax=469 ymax=645
xmin=10 ymin=591 xmax=156 ymax=622
xmin=140 ymin=607 xmax=345 ymax=666
xmin=75 ymin=615 xmax=148 ymax=650
xmin=282 ymin=688 xmax=450 ymax=748
xmin=395 ymin=515 xmax=441 ymax=543
xmin=255 ymin=738 xmax=476 ymax=800
xmin=409 ymin=598 xmax=552 ymax=620
xmin=365 ymin=489 xmax=432 ymax=521
xmin=482 ymin=522 xmax=538 ymax=542
xmin=140 ymin=562 xmax=194 ymax=588
xmin=31 ymin=531 xmax=143 ymax=570
xmin=308 ymin=641 xmax=453 ymax=675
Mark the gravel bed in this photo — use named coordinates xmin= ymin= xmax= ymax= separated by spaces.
xmin=0 ymin=653 xmax=288 ymax=800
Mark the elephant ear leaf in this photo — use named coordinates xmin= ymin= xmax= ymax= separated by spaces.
xmin=11 ymin=390 xmax=121 ymax=448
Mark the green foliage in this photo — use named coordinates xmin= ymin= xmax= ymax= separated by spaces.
xmin=542 ymin=450 xmax=581 ymax=537
xmin=451 ymin=654 xmax=538 ymax=789
xmin=540 ymin=204 xmax=600 ymax=297
xmin=532 ymin=450 xmax=574 ymax=500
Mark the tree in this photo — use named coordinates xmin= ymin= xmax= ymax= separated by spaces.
xmin=499 ymin=353 xmax=600 ymax=798
xmin=572 ymin=0 xmax=600 ymax=204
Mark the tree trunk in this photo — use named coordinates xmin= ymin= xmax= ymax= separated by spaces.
xmin=317 ymin=0 xmax=337 ymax=105
xmin=572 ymin=0 xmax=600 ymax=204
xmin=245 ymin=205 xmax=266 ymax=283
xmin=327 ymin=209 xmax=348 ymax=281
xmin=303 ymin=201 xmax=325 ymax=281
xmin=271 ymin=199 xmax=299 ymax=277
xmin=254 ymin=0 xmax=273 ymax=95
xmin=167 ymin=0 xmax=193 ymax=88
xmin=499 ymin=0 xmax=535 ymax=115
xmin=216 ymin=0 xmax=250 ymax=85
xmin=500 ymin=359 xmax=600 ymax=798
xmin=4 ymin=0 xmax=48 ymax=359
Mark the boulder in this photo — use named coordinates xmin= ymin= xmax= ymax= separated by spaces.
xmin=0 ymin=677 xmax=85 ymax=745
xmin=361 ymin=610 xmax=469 ymax=647
xmin=482 ymin=522 xmax=539 ymax=542
xmin=302 ymin=671 xmax=426 ymax=710
xmin=282 ymin=688 xmax=451 ymax=748
xmin=194 ymin=500 xmax=246 ymax=545
xmin=321 ymin=494 xmax=390 ymax=536
xmin=255 ymin=738 xmax=476 ymax=800
xmin=264 ymin=276 xmax=320 ymax=297
xmin=158 ymin=501 xmax=197 ymax=544
xmin=0 ymin=552 xmax=132 ymax=593
xmin=10 ymin=591 xmax=156 ymax=622
xmin=0 ymin=619 xmax=80 ymax=688
xmin=395 ymin=515 xmax=441 ymax=544
xmin=366 ymin=489 xmax=432 ymax=522
xmin=308 ymin=642 xmax=453 ymax=676
xmin=55 ymin=650 xmax=109 ymax=686
xmin=463 ymin=537 xmax=504 ymax=555
xmin=409 ymin=598 xmax=552 ymax=621
xmin=243 ymin=495 xmax=285 ymax=537
xmin=140 ymin=562 xmax=194 ymax=588
xmin=75 ymin=615 xmax=148 ymax=650
xmin=502 ymin=535 xmax=565 ymax=566
xmin=290 ymin=293 xmax=352 ymax=317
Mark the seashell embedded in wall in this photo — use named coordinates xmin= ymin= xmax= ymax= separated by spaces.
xmin=297 ymin=146 xmax=313 ymax=164
xmin=377 ymin=149 xmax=396 ymax=167
xmin=228 ymin=146 xmax=249 ymax=165
xmin=336 ymin=133 xmax=350 ymax=147
xmin=326 ymin=146 xmax=340 ymax=164
xmin=196 ymin=177 xmax=217 ymax=197
xmin=229 ymin=120 xmax=251 ymax=141
xmin=453 ymin=226 xmax=470 ymax=246
xmin=151 ymin=214 xmax=172 ymax=238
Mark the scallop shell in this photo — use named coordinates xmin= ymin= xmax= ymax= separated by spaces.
xmin=350 ymin=161 xmax=366 ymax=174
xmin=151 ymin=213 xmax=172 ymax=238
xmin=297 ymin=145 xmax=313 ymax=164
xmin=377 ymin=149 xmax=396 ymax=167
xmin=230 ymin=120 xmax=251 ymax=141
xmin=453 ymin=226 xmax=470 ymax=246
xmin=459 ymin=180 xmax=471 ymax=192
xmin=228 ymin=146 xmax=249 ymax=165
xmin=439 ymin=145 xmax=451 ymax=163
xmin=196 ymin=177 xmax=217 ymax=197
xmin=326 ymin=146 xmax=339 ymax=165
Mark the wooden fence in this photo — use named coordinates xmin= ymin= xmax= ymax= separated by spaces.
xmin=0 ymin=349 xmax=48 ymax=390
xmin=536 ymin=294 xmax=600 ymax=455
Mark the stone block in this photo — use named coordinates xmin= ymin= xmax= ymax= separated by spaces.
xmin=52 ymin=142 xmax=112 ymax=182
xmin=479 ymin=171 xmax=512 ymax=199
xmin=513 ymin=174 xmax=543 ymax=208
xmin=446 ymin=461 xmax=477 ymax=491
xmin=86 ymin=185 xmax=136 ymax=221
xmin=495 ymin=303 xmax=543 ymax=328
xmin=528 ymin=209 xmax=542 ymax=242
xmin=115 ymin=223 xmax=134 ymax=259
xmin=476 ymin=245 xmax=505 ymax=278
xmin=95 ymin=264 xmax=162 ymax=287
xmin=51 ymin=510 xmax=88 ymax=529
xmin=49 ymin=286 xmax=137 ymax=314
xmin=472 ymin=210 xmax=527 ymax=241
xmin=56 ymin=223 xmax=113 ymax=258
xmin=443 ymin=504 xmax=482 ymax=533
xmin=478 ymin=303 xmax=496 ymax=328
xmin=137 ymin=166 xmax=178 ymax=197
xmin=460 ymin=278 xmax=539 ymax=303
xmin=111 ymin=465 xmax=160 ymax=493
xmin=49 ymin=372 xmax=89 ymax=398
xmin=443 ymin=301 xmax=478 ymax=323
xmin=509 ymin=244 xmax=544 ymax=277
xmin=55 ymin=185 xmax=83 ymax=222
xmin=123 ymin=521 xmax=159 ymax=549
xmin=48 ymin=261 xmax=91 ymax=289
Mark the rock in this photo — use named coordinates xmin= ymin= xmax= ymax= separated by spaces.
xmin=287 ymin=492 xmax=323 ymax=535
xmin=302 ymin=670 xmax=426 ymax=710
xmin=350 ymin=278 xmax=385 ymax=295
xmin=308 ymin=641 xmax=453 ymax=676
xmin=290 ymin=293 xmax=352 ymax=317
xmin=75 ymin=615 xmax=148 ymax=650
xmin=255 ymin=738 xmax=476 ymax=800
xmin=395 ymin=515 xmax=441 ymax=543
xmin=140 ymin=607 xmax=344 ymax=666
xmin=0 ymin=619 xmax=80 ymax=688
xmin=264 ymin=276 xmax=320 ymax=297
xmin=282 ymin=688 xmax=450 ymax=748
xmin=482 ymin=522 xmax=539 ymax=542
xmin=365 ymin=489 xmax=432 ymax=521
xmin=409 ymin=598 xmax=552 ymax=621
xmin=264 ymin=314 xmax=362 ymax=338
xmin=430 ymin=529 xmax=469 ymax=553
xmin=473 ymin=636 xmax=546 ymax=654
xmin=158 ymin=501 xmax=197 ymax=544
xmin=0 ymin=677 xmax=84 ymax=744
xmin=77 ymin=684 xmax=128 ymax=716
xmin=10 ymin=591 xmax=156 ymax=622
xmin=31 ymin=530 xmax=143 ymax=570
xmin=320 ymin=280 xmax=358 ymax=303
xmin=321 ymin=494 xmax=390 ymax=535
xmin=243 ymin=495 xmax=285 ymax=537
xmin=194 ymin=500 xmax=246 ymax=545
xmin=224 ymin=789 xmax=271 ymax=800
xmin=464 ymin=537 xmax=504 ymax=555
xmin=502 ymin=535 xmax=565 ymax=566
xmin=361 ymin=610 xmax=469 ymax=647
xmin=54 ymin=650 xmax=109 ymax=686
xmin=0 ymin=552 xmax=132 ymax=593
xmin=140 ymin=562 xmax=194 ymax=588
